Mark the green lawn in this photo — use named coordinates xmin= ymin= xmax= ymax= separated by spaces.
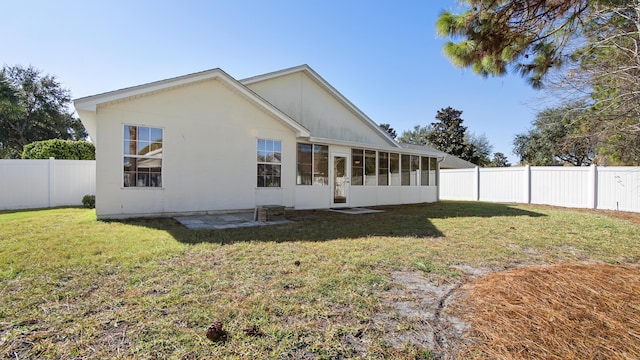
xmin=1 ymin=202 xmax=639 ymax=359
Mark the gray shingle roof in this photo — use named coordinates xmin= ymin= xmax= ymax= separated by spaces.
xmin=399 ymin=143 xmax=476 ymax=169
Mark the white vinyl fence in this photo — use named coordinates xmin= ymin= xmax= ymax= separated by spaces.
xmin=440 ymin=165 xmax=640 ymax=213
xmin=0 ymin=159 xmax=96 ymax=210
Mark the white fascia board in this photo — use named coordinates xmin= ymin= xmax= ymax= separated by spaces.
xmin=240 ymin=64 xmax=309 ymax=85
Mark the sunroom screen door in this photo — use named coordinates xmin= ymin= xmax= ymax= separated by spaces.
xmin=333 ymin=155 xmax=349 ymax=207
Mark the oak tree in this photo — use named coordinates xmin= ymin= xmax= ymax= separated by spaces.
xmin=0 ymin=65 xmax=87 ymax=158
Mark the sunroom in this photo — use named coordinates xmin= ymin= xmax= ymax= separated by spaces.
xmin=293 ymin=141 xmax=440 ymax=209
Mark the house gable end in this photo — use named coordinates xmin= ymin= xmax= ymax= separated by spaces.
xmin=242 ymin=65 xmax=399 ymax=148
xmin=74 ymin=69 xmax=310 ymax=141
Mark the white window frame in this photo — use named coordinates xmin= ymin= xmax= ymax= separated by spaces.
xmin=123 ymin=124 xmax=163 ymax=189
xmin=257 ymin=138 xmax=282 ymax=188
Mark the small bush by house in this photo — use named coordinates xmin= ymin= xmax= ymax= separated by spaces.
xmin=82 ymin=195 xmax=95 ymax=208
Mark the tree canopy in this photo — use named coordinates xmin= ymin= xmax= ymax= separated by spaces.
xmin=438 ymin=1 xmax=640 ymax=164
xmin=398 ymin=124 xmax=432 ymax=145
xmin=436 ymin=0 xmax=589 ymax=88
xmin=0 ymin=65 xmax=87 ymax=158
xmin=428 ymin=107 xmax=478 ymax=163
xmin=513 ymin=102 xmax=598 ymax=166
xmin=400 ymin=107 xmax=488 ymax=165
xmin=488 ymin=152 xmax=511 ymax=167
xmin=465 ymin=132 xmax=492 ymax=167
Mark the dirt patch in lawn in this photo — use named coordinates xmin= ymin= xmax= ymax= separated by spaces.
xmin=374 ymin=263 xmax=640 ymax=359
xmin=371 ymin=266 xmax=498 ymax=359
xmin=375 ymin=271 xmax=471 ymax=358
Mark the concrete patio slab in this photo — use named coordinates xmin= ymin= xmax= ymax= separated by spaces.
xmin=174 ymin=211 xmax=292 ymax=230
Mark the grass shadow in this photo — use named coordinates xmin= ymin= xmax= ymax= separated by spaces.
xmin=121 ymin=201 xmax=545 ymax=245
xmin=0 ymin=205 xmax=86 ymax=215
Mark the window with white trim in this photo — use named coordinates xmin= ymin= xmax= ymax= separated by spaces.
xmin=296 ymin=143 xmax=329 ymax=186
xmin=352 ymin=148 xmax=377 ymax=186
xmin=123 ymin=125 xmax=163 ymax=187
xmin=257 ymin=139 xmax=281 ymax=187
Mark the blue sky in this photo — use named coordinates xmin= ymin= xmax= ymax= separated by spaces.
xmin=3 ymin=0 xmax=550 ymax=163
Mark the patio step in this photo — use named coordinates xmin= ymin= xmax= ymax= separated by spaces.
xmin=255 ymin=205 xmax=286 ymax=222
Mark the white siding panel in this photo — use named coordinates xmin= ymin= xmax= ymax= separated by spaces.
xmin=400 ymin=187 xmax=422 ymax=204
xmin=377 ymin=186 xmax=402 ymax=206
xmin=255 ymin=188 xmax=284 ymax=208
xmin=295 ymin=186 xmax=331 ymax=209
xmin=350 ymin=186 xmax=378 ymax=207
xmin=420 ymin=186 xmax=438 ymax=203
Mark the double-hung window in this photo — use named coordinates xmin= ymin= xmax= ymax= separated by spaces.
xmin=257 ymin=139 xmax=281 ymax=187
xmin=123 ymin=125 xmax=163 ymax=187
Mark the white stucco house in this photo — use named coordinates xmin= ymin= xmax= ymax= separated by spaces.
xmin=74 ymin=65 xmax=445 ymax=219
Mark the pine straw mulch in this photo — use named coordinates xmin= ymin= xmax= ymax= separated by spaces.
xmin=452 ymin=263 xmax=640 ymax=359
